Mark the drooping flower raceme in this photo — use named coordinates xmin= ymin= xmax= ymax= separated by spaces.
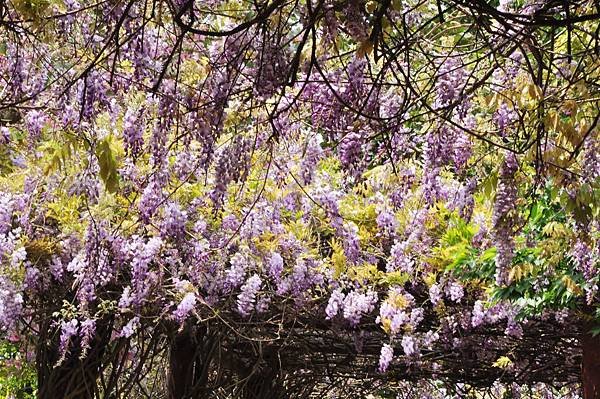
xmin=429 ymin=284 xmax=442 ymax=305
xmin=237 ymin=274 xmax=262 ymax=317
xmin=79 ymin=318 xmax=96 ymax=358
xmin=0 ymin=277 xmax=23 ymax=333
xmin=446 ymin=281 xmax=464 ymax=302
xmin=173 ymin=292 xmax=197 ymax=322
xmin=122 ymin=106 xmax=145 ymax=158
xmin=401 ymin=335 xmax=419 ymax=357
xmin=471 ymin=300 xmax=486 ymax=328
xmin=325 ymin=288 xmax=345 ymax=320
xmin=58 ymin=319 xmax=79 ymax=361
xmin=378 ymin=343 xmax=394 ymax=373
xmin=342 ymin=290 xmax=378 ymax=326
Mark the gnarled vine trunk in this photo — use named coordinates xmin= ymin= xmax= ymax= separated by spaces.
xmin=168 ymin=326 xmax=215 ymax=399
xmin=36 ymin=317 xmax=113 ymax=399
xmin=168 ymin=329 xmax=200 ymax=399
xmin=234 ymin=344 xmax=285 ymax=399
xmin=240 ymin=365 xmax=285 ymax=399
xmin=167 ymin=325 xmax=286 ymax=399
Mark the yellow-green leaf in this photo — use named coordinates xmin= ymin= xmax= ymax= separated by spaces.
xmin=95 ymin=136 xmax=119 ymax=193
xmin=492 ymin=356 xmax=513 ymax=369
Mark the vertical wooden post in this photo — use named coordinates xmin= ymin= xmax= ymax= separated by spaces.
xmin=582 ymin=326 xmax=600 ymax=399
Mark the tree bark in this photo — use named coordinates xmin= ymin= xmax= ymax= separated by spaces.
xmin=582 ymin=326 xmax=600 ymax=399
xmin=168 ymin=328 xmax=201 ymax=399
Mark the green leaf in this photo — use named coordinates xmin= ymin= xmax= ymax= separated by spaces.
xmin=481 ymin=172 xmax=498 ymax=199
xmin=479 ymin=247 xmax=497 ymax=263
xmin=529 ymin=202 xmax=541 ymax=223
xmin=590 ymin=326 xmax=600 ymax=338
xmin=382 ymin=271 xmax=410 ymax=286
xmin=95 ymin=136 xmax=119 ymax=193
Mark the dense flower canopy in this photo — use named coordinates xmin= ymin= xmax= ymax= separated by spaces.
xmin=0 ymin=0 xmax=599 ymax=397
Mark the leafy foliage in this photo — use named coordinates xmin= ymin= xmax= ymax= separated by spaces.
xmin=0 ymin=0 xmax=598 ymax=397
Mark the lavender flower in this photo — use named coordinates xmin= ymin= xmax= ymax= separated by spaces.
xmin=299 ymin=137 xmax=323 ymax=185
xmin=389 ymin=241 xmax=414 ymax=273
xmin=344 ymin=0 xmax=368 ymax=42
xmin=237 ymin=274 xmax=262 ymax=317
xmin=129 ymin=236 xmax=163 ymax=306
xmin=423 ymin=330 xmax=439 ymax=349
xmin=123 ymin=106 xmax=145 ymax=157
xmin=446 ymin=281 xmax=464 ymax=302
xmin=0 ymin=193 xmax=15 ymax=235
xmin=390 ymin=311 xmax=408 ymax=335
xmin=268 ymin=252 xmax=284 ymax=281
xmin=401 ymin=335 xmax=419 ymax=356
xmin=253 ymin=39 xmax=288 ymax=98
xmin=120 ymin=317 xmax=140 ymax=338
xmin=456 ymin=178 xmax=477 ymax=222
xmin=25 ymin=110 xmax=47 ymax=142
xmin=378 ymin=344 xmax=393 ymax=373
xmin=225 ymin=252 xmax=250 ymax=291
xmin=79 ymin=319 xmax=96 ymax=358
xmin=435 ymin=56 xmax=466 ymax=108
xmin=429 ymin=284 xmax=442 ymax=305
xmin=210 ymin=136 xmax=252 ymax=209
xmin=173 ymin=292 xmax=197 ymax=322
xmin=471 ymin=300 xmax=486 ymax=328
xmin=583 ymin=135 xmax=599 ymax=184
xmin=494 ymin=102 xmax=518 ymax=136
xmin=325 ymin=289 xmax=345 ymax=319
xmin=339 ymin=131 xmax=363 ymax=171
xmin=139 ymin=180 xmax=163 ymax=222
xmin=409 ymin=308 xmax=424 ymax=328
xmin=118 ymin=286 xmax=133 ymax=309
xmin=453 ymin=130 xmax=472 ymax=172
xmin=58 ymin=319 xmax=79 ymax=360
xmin=342 ymin=290 xmax=378 ymax=326
xmin=0 ymin=277 xmax=23 ymax=332
xmin=505 ymin=315 xmax=523 ymax=339
xmin=161 ymin=202 xmax=188 ymax=239
xmin=376 ymin=210 xmax=397 ymax=234
xmin=0 ymin=127 xmax=10 ymax=144
xmin=572 ymin=240 xmax=593 ymax=279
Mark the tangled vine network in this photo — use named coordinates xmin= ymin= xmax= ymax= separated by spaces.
xmin=0 ymin=0 xmax=599 ymax=398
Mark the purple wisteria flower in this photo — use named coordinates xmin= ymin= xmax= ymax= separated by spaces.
xmin=446 ymin=281 xmax=464 ymax=302
xmin=0 ymin=277 xmax=24 ymax=332
xmin=58 ymin=319 xmax=79 ymax=360
xmin=471 ymin=300 xmax=486 ymax=328
xmin=173 ymin=292 xmax=197 ymax=322
xmin=342 ymin=290 xmax=378 ymax=326
xmin=325 ymin=289 xmax=345 ymax=320
xmin=389 ymin=241 xmax=414 ymax=273
xmin=237 ymin=274 xmax=262 ymax=317
xmin=378 ymin=344 xmax=393 ymax=373
xmin=401 ymin=335 xmax=419 ymax=356
xmin=80 ymin=318 xmax=96 ymax=358
xmin=267 ymin=252 xmax=284 ymax=281
xmin=119 ymin=316 xmax=140 ymax=338
xmin=429 ymin=284 xmax=442 ymax=305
